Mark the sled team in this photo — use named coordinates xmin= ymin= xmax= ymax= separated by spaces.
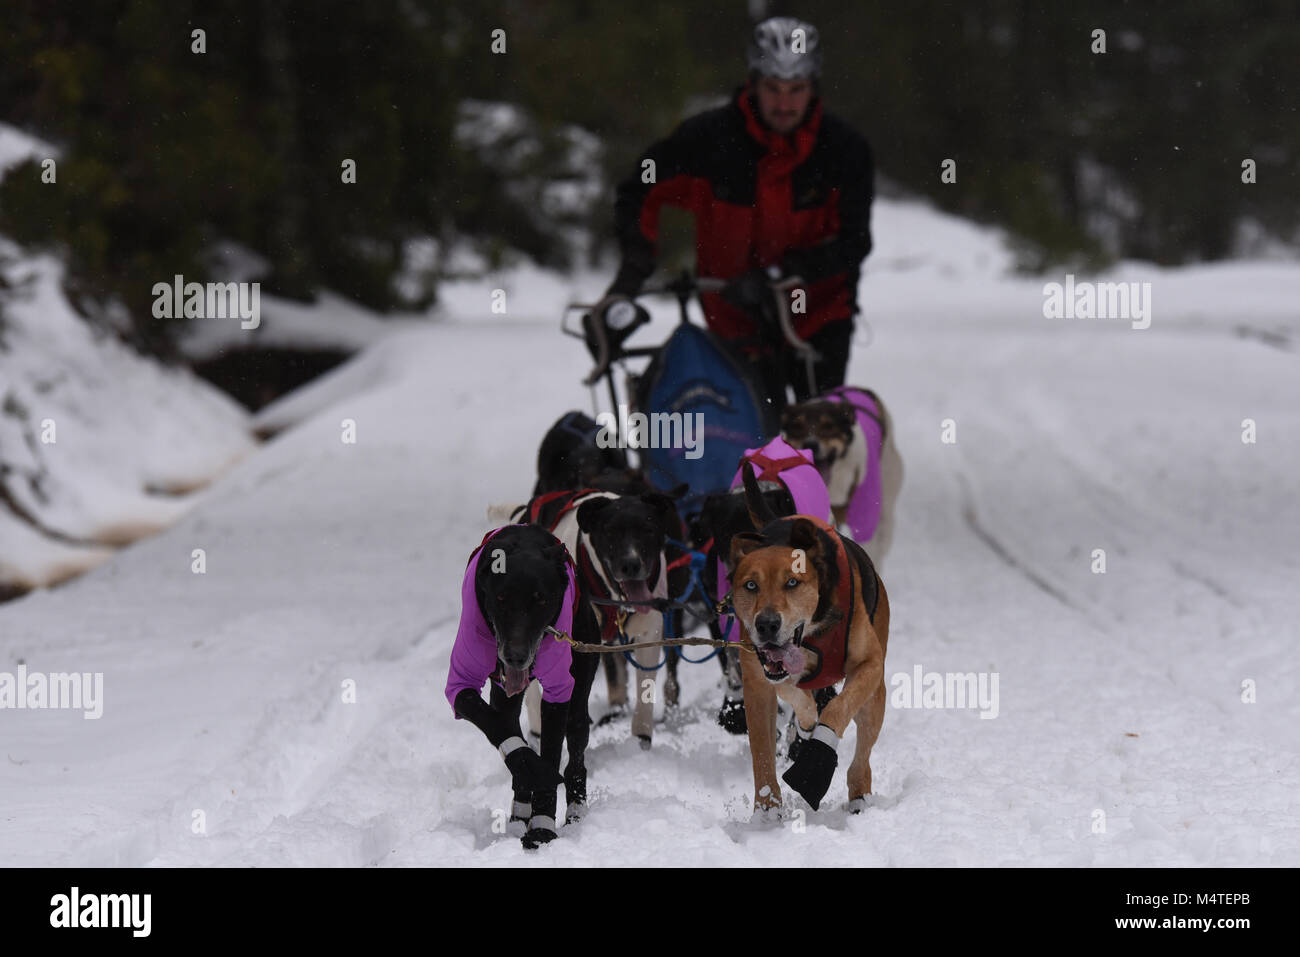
xmin=447 ymin=16 xmax=904 ymax=847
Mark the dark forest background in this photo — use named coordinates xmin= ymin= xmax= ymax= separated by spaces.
xmin=1 ymin=0 xmax=1297 ymax=353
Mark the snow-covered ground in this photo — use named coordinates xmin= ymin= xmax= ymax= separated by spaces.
xmin=1 ymin=194 xmax=1297 ymax=866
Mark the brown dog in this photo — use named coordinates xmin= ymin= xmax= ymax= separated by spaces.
xmin=728 ymin=465 xmax=891 ymax=812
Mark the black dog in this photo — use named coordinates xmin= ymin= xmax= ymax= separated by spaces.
xmin=447 ymin=524 xmax=578 ymax=848
xmin=532 ymin=411 xmax=629 ymax=497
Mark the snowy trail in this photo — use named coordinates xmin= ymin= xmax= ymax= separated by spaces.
xmin=3 ymin=215 xmax=1299 ymax=866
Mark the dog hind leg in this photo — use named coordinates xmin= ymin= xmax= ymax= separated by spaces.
xmin=867 ymin=405 xmax=904 ymax=571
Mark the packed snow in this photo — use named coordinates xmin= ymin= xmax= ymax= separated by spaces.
xmin=1 ymin=192 xmax=1297 ymax=866
xmin=0 ymin=124 xmax=255 ymax=592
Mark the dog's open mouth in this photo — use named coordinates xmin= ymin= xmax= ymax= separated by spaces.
xmin=755 ymin=624 xmax=806 ymax=679
xmin=616 ymin=578 xmax=654 ymax=606
xmin=501 ymin=664 xmax=531 ymax=696
xmin=499 ymin=654 xmax=541 ymax=696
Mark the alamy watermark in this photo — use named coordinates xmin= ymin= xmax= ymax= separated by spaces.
xmin=151 ymin=274 xmax=260 ymax=329
xmin=0 ymin=666 xmax=103 ymax=719
xmin=1042 ymin=274 xmax=1151 ymax=330
xmin=596 ymin=404 xmax=704 ymax=459
xmin=50 ymin=887 xmax=150 ymax=937
xmin=890 ymin=664 xmax=999 ymax=719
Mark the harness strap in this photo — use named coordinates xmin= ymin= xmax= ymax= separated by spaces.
xmin=745 ymin=450 xmax=812 ymax=483
xmin=826 ymin=386 xmax=886 ymax=442
xmin=576 ymin=541 xmax=619 ymax=642
xmin=528 ymin=487 xmax=602 ymax=530
xmin=843 ymin=536 xmax=880 ymax=624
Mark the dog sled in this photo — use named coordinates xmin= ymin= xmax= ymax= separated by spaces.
xmin=558 ymin=272 xmax=821 ymax=678
xmin=561 ymin=271 xmax=818 ymax=521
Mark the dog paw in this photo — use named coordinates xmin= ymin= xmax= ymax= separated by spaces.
xmin=846 ymin=795 xmax=869 ymax=815
xmin=596 ymin=704 xmax=627 ymax=726
xmin=564 ymin=802 xmax=586 ymax=826
xmin=636 ymin=733 xmax=652 ymax=751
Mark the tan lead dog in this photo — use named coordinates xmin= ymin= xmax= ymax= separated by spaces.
xmin=728 ymin=466 xmax=891 ymax=813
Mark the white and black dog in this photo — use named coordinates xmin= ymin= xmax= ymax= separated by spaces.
xmin=780 ymin=386 xmax=904 ymax=568
xmin=502 ymin=484 xmax=680 ymax=824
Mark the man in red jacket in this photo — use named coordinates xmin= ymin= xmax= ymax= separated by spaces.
xmin=595 ymin=16 xmax=875 ymax=414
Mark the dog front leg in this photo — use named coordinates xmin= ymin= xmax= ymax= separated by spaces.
xmin=562 ymin=604 xmax=602 ymax=820
xmin=846 ymin=683 xmax=886 ymax=806
xmin=781 ymin=634 xmax=885 ymax=810
xmin=774 ymin=681 xmax=819 ymax=731
xmin=522 ymin=697 xmax=569 ymax=848
xmin=487 ymin=683 xmax=533 ymax=827
xmin=817 ymin=642 xmax=884 ymax=738
xmin=603 ymin=652 xmax=628 ymax=712
xmin=524 ymin=681 xmax=543 ymax=750
xmin=739 ymin=645 xmax=781 ymax=810
xmin=623 ymin=608 xmax=661 ymax=746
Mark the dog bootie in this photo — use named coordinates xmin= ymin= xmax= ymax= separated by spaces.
xmin=509 ymin=798 xmax=531 ymax=837
xmin=781 ymin=724 xmax=839 ymax=810
xmin=717 ymin=695 xmax=748 ymax=734
xmin=522 ymin=815 xmax=557 ymax=849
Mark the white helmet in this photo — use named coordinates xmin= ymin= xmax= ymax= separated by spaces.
xmin=747 ymin=16 xmax=822 ymax=81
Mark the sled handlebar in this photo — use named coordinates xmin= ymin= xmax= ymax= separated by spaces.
xmin=561 ymin=272 xmax=820 ymax=388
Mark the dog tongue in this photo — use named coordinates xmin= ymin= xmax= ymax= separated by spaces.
xmin=621 ymin=579 xmax=653 ymax=605
xmin=779 ymin=645 xmax=807 ymax=675
xmin=502 ymin=665 xmax=531 ymax=697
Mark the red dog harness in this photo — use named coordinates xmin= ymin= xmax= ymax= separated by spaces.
xmin=794 ymin=515 xmax=879 ymax=691
xmin=524 ymin=488 xmax=635 ymax=643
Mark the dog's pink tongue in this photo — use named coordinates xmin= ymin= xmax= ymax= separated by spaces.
xmin=780 ymin=645 xmax=807 ymax=675
xmin=621 ymin=580 xmax=653 ymax=605
xmin=502 ymin=666 xmax=531 ymax=697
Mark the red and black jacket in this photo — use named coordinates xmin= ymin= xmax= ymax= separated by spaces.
xmin=610 ymin=83 xmax=875 ymax=341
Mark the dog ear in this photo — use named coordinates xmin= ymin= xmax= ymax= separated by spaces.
xmin=697 ymin=494 xmax=723 ymax=540
xmin=788 ymin=519 xmax=839 ymax=621
xmin=640 ymin=492 xmax=681 ymax=531
xmin=741 ymin=459 xmax=778 ymax=530
xmin=728 ymin=532 xmax=767 ymax=572
xmin=539 ymin=536 xmax=572 ymax=579
xmin=766 ymin=486 xmax=796 ymax=518
xmin=576 ymin=496 xmax=613 ymax=532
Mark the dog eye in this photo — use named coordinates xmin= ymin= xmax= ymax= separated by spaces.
xmin=785 ymin=577 xmax=799 ymax=588
xmin=743 ymin=580 xmax=757 ymax=592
